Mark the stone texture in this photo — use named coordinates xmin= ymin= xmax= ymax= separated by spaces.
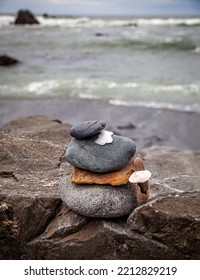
xmin=66 ymin=134 xmax=136 ymax=173
xmin=70 ymin=120 xmax=106 ymax=139
xmin=127 ymin=192 xmax=200 ymax=259
xmin=71 ymin=159 xmax=135 ymax=186
xmin=28 ymin=219 xmax=173 ymax=260
xmin=0 ymin=116 xmax=72 ymax=259
xmin=60 ymin=176 xmax=138 ymax=218
xmin=0 ymin=116 xmax=200 ymax=259
xmin=40 ymin=203 xmax=90 ymax=239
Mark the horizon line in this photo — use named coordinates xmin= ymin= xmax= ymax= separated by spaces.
xmin=0 ymin=11 xmax=200 ymax=18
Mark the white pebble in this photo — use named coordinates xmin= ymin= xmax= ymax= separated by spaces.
xmin=95 ymin=130 xmax=113 ymax=145
xmin=129 ymin=170 xmax=151 ymax=183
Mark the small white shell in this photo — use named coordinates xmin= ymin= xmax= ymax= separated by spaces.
xmin=129 ymin=170 xmax=151 ymax=183
xmin=95 ymin=130 xmax=113 ymax=145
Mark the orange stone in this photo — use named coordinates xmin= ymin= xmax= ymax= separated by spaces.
xmin=71 ymin=159 xmax=135 ymax=186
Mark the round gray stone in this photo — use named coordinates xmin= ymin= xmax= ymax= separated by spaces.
xmin=59 ymin=176 xmax=138 ymax=218
xmin=70 ymin=120 xmax=106 ymax=139
xmin=65 ymin=134 xmax=136 ymax=173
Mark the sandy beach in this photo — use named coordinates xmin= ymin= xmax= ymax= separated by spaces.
xmin=1 ymin=97 xmax=200 ymax=151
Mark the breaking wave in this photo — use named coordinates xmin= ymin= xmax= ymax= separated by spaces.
xmin=1 ymin=77 xmax=199 ymax=99
xmin=23 ymin=16 xmax=200 ymax=28
xmin=90 ymin=38 xmax=196 ymax=51
xmin=1 ymin=15 xmax=200 ymax=28
xmin=109 ymin=99 xmax=200 ymax=114
xmin=0 ymin=77 xmax=200 ymax=114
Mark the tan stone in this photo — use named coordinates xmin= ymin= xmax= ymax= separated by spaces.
xmin=129 ymin=170 xmax=151 ymax=183
xmin=71 ymin=159 xmax=135 ymax=186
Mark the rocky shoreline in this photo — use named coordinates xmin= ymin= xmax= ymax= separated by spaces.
xmin=0 ymin=115 xmax=200 ymax=259
xmin=1 ymin=97 xmax=200 ymax=151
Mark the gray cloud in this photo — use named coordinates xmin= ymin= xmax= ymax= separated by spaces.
xmin=0 ymin=0 xmax=199 ymax=15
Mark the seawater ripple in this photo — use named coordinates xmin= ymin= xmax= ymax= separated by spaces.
xmin=1 ymin=15 xmax=200 ymax=28
xmin=109 ymin=99 xmax=200 ymax=114
xmin=0 ymin=78 xmax=200 ymax=101
xmin=0 ymin=15 xmax=200 ymax=113
xmin=87 ymin=38 xmax=196 ymax=51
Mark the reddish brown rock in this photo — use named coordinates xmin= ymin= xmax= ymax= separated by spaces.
xmin=127 ymin=192 xmax=200 ymax=259
xmin=133 ymin=157 xmax=150 ymax=197
xmin=136 ymin=184 xmax=151 ymax=205
xmin=71 ymin=159 xmax=135 ymax=186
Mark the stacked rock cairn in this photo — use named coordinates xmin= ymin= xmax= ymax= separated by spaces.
xmin=60 ymin=120 xmax=151 ymax=218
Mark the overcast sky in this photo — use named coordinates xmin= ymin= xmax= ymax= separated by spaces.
xmin=0 ymin=0 xmax=200 ymax=16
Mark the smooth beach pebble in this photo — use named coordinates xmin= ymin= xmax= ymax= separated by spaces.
xmin=59 ymin=176 xmax=138 ymax=218
xmin=129 ymin=170 xmax=152 ymax=183
xmin=70 ymin=120 xmax=106 ymax=139
xmin=65 ymin=134 xmax=136 ymax=173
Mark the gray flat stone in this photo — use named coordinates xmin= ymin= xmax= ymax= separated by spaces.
xmin=65 ymin=134 xmax=136 ymax=173
xmin=70 ymin=120 xmax=106 ymax=139
xmin=59 ymin=176 xmax=137 ymax=218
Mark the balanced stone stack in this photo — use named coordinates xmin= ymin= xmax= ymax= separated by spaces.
xmin=60 ymin=120 xmax=151 ymax=218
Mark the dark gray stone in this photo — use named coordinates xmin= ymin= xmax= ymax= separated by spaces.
xmin=59 ymin=176 xmax=137 ymax=218
xmin=66 ymin=134 xmax=136 ymax=172
xmin=70 ymin=120 xmax=106 ymax=139
xmin=14 ymin=9 xmax=40 ymax=25
xmin=0 ymin=55 xmax=19 ymax=66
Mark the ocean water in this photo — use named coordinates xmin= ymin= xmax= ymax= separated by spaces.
xmin=0 ymin=14 xmax=200 ymax=113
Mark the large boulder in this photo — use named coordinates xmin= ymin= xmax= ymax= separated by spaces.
xmin=127 ymin=192 xmax=200 ymax=259
xmin=14 ymin=10 xmax=39 ymax=25
xmin=0 ymin=116 xmax=199 ymax=259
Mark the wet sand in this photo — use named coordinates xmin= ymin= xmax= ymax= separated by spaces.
xmin=1 ymin=97 xmax=200 ymax=151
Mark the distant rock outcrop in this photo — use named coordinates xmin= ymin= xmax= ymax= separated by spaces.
xmin=0 ymin=116 xmax=200 ymax=259
xmin=14 ymin=9 xmax=40 ymax=25
xmin=0 ymin=55 xmax=19 ymax=66
xmin=42 ymin=13 xmax=56 ymax=19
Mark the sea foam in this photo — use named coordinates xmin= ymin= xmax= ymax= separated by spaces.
xmin=1 ymin=15 xmax=200 ymax=29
